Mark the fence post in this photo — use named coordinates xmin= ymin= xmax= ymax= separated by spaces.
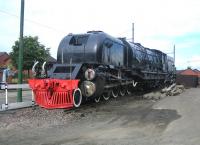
xmin=31 ymin=90 xmax=35 ymax=106
xmin=5 ymin=83 xmax=8 ymax=109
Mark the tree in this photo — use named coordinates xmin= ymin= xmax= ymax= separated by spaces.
xmin=10 ymin=36 xmax=50 ymax=76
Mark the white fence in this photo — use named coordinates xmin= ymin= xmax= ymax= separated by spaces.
xmin=0 ymin=83 xmax=35 ymax=111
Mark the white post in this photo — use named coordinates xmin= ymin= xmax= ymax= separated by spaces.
xmin=31 ymin=90 xmax=35 ymax=106
xmin=2 ymin=69 xmax=7 ymax=83
xmin=5 ymin=84 xmax=8 ymax=108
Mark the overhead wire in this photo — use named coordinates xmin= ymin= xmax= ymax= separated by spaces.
xmin=0 ymin=9 xmax=66 ymax=34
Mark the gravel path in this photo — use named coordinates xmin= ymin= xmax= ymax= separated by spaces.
xmin=0 ymin=88 xmax=199 ymax=145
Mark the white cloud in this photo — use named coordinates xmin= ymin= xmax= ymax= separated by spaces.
xmin=187 ymin=55 xmax=200 ymax=69
xmin=175 ymin=55 xmax=200 ymax=70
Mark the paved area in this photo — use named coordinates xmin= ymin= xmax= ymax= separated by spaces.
xmin=0 ymin=88 xmax=200 ymax=145
xmin=0 ymin=90 xmax=32 ymax=105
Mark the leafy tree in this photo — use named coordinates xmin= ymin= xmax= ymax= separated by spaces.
xmin=10 ymin=36 xmax=50 ymax=76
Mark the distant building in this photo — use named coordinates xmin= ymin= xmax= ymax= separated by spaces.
xmin=176 ymin=68 xmax=200 ymax=87
xmin=0 ymin=52 xmax=11 ymax=81
xmin=47 ymin=55 xmax=56 ymax=64
xmin=177 ymin=68 xmax=200 ymax=76
xmin=44 ymin=55 xmax=56 ymax=70
xmin=193 ymin=69 xmax=200 ymax=78
xmin=0 ymin=52 xmax=11 ymax=67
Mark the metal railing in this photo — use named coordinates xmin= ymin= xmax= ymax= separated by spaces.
xmin=0 ymin=83 xmax=34 ymax=110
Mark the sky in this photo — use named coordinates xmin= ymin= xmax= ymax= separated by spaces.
xmin=0 ymin=0 xmax=200 ymax=70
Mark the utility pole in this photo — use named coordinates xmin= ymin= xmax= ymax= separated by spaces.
xmin=132 ymin=23 xmax=134 ymax=42
xmin=17 ymin=0 xmax=25 ymax=102
xmin=173 ymin=44 xmax=175 ymax=64
xmin=173 ymin=44 xmax=176 ymax=79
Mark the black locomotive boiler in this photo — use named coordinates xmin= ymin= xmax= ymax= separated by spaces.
xmin=29 ymin=31 xmax=175 ymax=109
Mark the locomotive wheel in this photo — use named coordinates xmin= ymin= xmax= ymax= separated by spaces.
xmin=119 ymin=88 xmax=126 ymax=96
xmin=102 ymin=92 xmax=110 ymax=101
xmin=94 ymin=96 xmax=101 ymax=103
xmin=73 ymin=88 xmax=82 ymax=107
xmin=111 ymin=88 xmax=119 ymax=98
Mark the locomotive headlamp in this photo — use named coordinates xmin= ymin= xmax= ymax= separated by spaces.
xmin=85 ymin=68 xmax=95 ymax=80
xmin=83 ymin=81 xmax=96 ymax=97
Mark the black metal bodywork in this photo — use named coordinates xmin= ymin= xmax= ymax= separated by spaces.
xmin=56 ymin=31 xmax=174 ymax=76
xmin=48 ymin=31 xmax=175 ymax=99
xmin=57 ymin=31 xmax=125 ymax=67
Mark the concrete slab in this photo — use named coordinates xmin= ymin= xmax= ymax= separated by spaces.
xmin=0 ymin=90 xmax=32 ymax=104
xmin=0 ymin=101 xmax=35 ymax=111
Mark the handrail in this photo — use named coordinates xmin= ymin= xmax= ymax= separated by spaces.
xmin=0 ymin=83 xmax=34 ymax=109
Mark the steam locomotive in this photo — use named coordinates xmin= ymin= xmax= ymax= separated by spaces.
xmin=29 ymin=31 xmax=175 ymax=109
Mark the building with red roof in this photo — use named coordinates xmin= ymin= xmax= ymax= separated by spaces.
xmin=177 ymin=68 xmax=200 ymax=87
